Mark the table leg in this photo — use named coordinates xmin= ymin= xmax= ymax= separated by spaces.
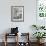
xmin=4 ymin=34 xmax=7 ymax=46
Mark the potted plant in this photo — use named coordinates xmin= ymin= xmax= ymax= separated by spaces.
xmin=33 ymin=32 xmax=46 ymax=43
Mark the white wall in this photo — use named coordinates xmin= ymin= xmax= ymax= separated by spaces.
xmin=0 ymin=0 xmax=36 ymax=33
xmin=0 ymin=0 xmax=36 ymax=42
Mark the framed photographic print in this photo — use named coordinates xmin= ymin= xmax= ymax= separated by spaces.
xmin=37 ymin=0 xmax=46 ymax=18
xmin=11 ymin=6 xmax=24 ymax=22
xmin=36 ymin=0 xmax=46 ymax=26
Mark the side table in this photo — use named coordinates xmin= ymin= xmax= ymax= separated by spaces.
xmin=4 ymin=33 xmax=18 ymax=46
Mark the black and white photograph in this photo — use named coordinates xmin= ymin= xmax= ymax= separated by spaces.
xmin=11 ymin=6 xmax=24 ymax=22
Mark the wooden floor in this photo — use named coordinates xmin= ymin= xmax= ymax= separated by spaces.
xmin=0 ymin=42 xmax=46 ymax=46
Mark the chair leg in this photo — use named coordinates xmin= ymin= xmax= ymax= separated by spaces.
xmin=4 ymin=33 xmax=7 ymax=46
xmin=4 ymin=41 xmax=7 ymax=46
